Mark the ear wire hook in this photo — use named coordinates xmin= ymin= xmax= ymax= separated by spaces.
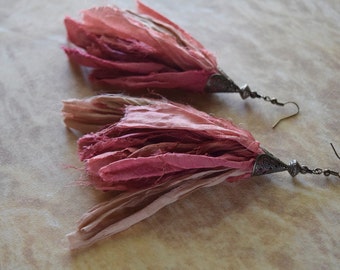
xmin=330 ymin=143 xmax=340 ymax=160
xmin=272 ymin=101 xmax=300 ymax=129
xmin=205 ymin=72 xmax=300 ymax=128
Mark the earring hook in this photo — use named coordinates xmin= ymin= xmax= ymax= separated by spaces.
xmin=330 ymin=143 xmax=340 ymax=160
xmin=205 ymin=73 xmax=300 ymax=128
xmin=272 ymin=101 xmax=300 ymax=129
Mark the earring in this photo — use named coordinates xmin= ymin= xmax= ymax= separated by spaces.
xmin=253 ymin=146 xmax=339 ymax=178
xmin=62 ymin=94 xmax=338 ymax=250
xmin=63 ymin=2 xmax=299 ymax=127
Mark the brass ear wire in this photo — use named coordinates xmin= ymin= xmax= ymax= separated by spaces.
xmin=205 ymin=72 xmax=300 ymax=128
xmin=330 ymin=143 xmax=340 ymax=160
xmin=253 ymin=148 xmax=340 ymax=178
xmin=272 ymin=101 xmax=300 ymax=129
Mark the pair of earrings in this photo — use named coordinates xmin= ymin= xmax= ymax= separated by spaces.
xmin=62 ymin=2 xmax=338 ymax=250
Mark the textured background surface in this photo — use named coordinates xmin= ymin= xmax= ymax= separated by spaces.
xmin=1 ymin=0 xmax=339 ymax=269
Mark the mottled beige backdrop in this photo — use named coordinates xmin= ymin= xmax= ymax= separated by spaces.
xmin=0 ymin=0 xmax=339 ymax=269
